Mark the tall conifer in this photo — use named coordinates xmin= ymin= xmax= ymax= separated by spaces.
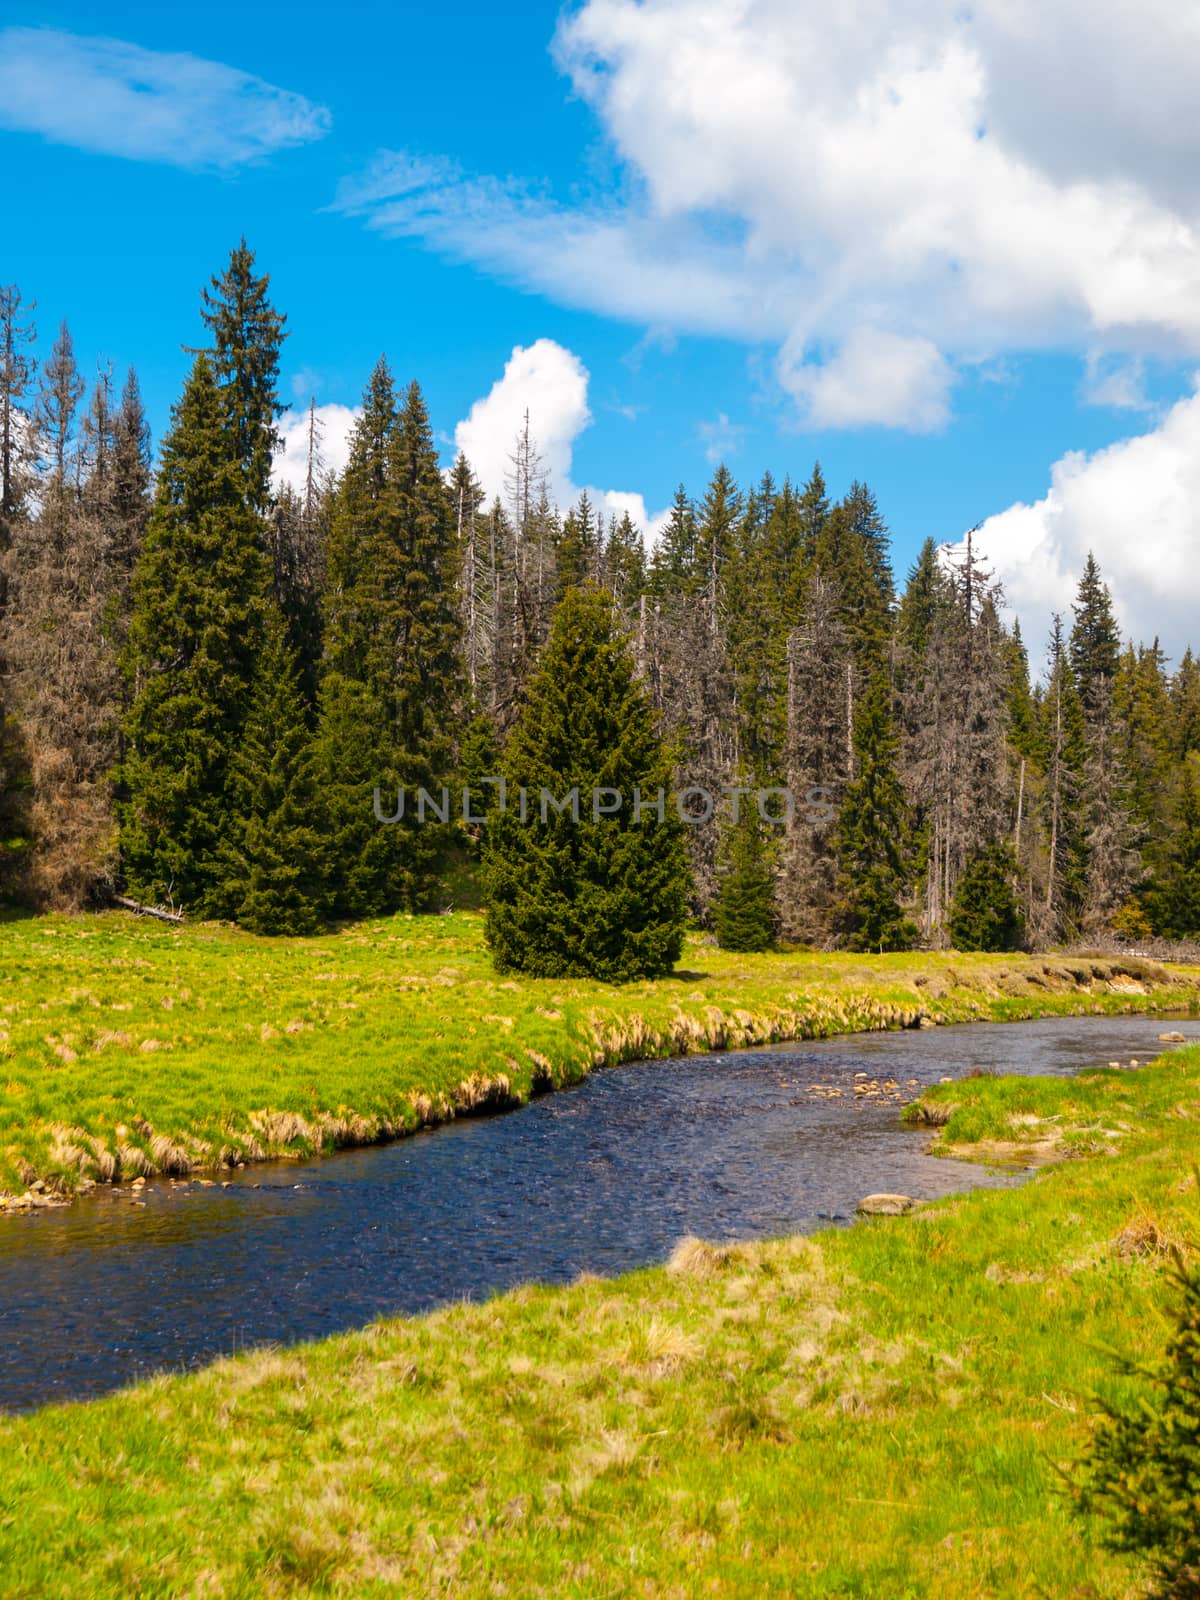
xmin=224 ymin=611 xmax=326 ymax=935
xmin=833 ymin=678 xmax=916 ymax=951
xmin=120 ymin=354 xmax=270 ymax=913
xmin=315 ymin=365 xmax=460 ymax=916
xmin=199 ymin=240 xmax=286 ymax=517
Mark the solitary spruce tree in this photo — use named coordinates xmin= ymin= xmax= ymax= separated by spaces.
xmin=484 ymin=584 xmax=691 ymax=981
xmin=713 ymin=808 xmax=776 ymax=951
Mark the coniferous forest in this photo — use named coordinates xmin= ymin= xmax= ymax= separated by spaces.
xmin=2 ymin=242 xmax=1199 ymax=959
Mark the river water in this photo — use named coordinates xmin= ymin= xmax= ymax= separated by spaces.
xmin=0 ymin=1013 xmax=1192 ymax=1413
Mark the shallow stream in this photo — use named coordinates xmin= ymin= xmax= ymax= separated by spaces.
xmin=0 ymin=1013 xmax=1191 ymax=1412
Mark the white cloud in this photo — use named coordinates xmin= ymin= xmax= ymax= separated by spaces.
xmin=453 ymin=338 xmax=665 ymax=532
xmin=337 ymin=0 xmax=1200 ymax=429
xmin=455 ymin=339 xmax=590 ymax=509
xmin=273 ymin=403 xmax=360 ymax=495
xmin=0 ymin=27 xmax=330 ymax=168
xmin=1080 ymin=353 xmax=1153 ymax=413
xmin=697 ymin=411 xmax=746 ymax=463
xmin=333 ymin=153 xmax=765 ymax=336
xmin=976 ymin=384 xmax=1200 ymax=664
xmin=779 ymin=328 xmax=953 ymax=432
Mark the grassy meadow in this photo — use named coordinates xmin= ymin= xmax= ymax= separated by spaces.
xmin=0 ymin=907 xmax=1197 ymax=1202
xmin=3 ymin=1029 xmax=1200 ymax=1594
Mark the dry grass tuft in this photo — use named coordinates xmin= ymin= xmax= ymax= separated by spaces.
xmin=1110 ymin=1204 xmax=1186 ymax=1261
xmin=115 ymin=1142 xmax=153 ymax=1178
xmin=618 ymin=1316 xmax=702 ymax=1376
xmin=149 ymin=1134 xmax=192 ymax=1176
xmin=667 ymin=1236 xmax=753 ymax=1279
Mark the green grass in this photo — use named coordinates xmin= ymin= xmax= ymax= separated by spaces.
xmin=4 ymin=1044 xmax=1200 ymax=1595
xmin=0 ymin=910 xmax=1196 ymax=1200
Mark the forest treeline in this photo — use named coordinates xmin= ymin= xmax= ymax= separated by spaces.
xmin=1 ymin=242 xmax=1198 ymax=950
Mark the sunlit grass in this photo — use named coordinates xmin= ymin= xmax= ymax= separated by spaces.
xmin=3 ymin=1047 xmax=1200 ymax=1595
xmin=0 ymin=910 xmax=1195 ymax=1198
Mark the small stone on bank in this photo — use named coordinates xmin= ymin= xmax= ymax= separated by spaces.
xmin=857 ymin=1193 xmax=915 ymax=1217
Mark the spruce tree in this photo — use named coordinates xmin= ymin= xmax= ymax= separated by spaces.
xmin=795 ymin=461 xmax=830 ymax=571
xmin=120 ymin=354 xmax=270 ymax=914
xmin=842 ymin=480 xmax=895 ymax=608
xmin=389 ymin=379 xmax=462 ymax=763
xmin=316 ymin=360 xmax=416 ymax=917
xmin=0 ymin=697 xmax=31 ymax=901
xmin=603 ymin=509 xmax=646 ymax=603
xmin=1145 ymin=765 xmax=1200 ymax=939
xmin=779 ymin=572 xmax=849 ymax=945
xmin=34 ymin=321 xmax=84 ymax=557
xmin=0 ymin=284 xmax=37 ymax=576
xmin=555 ymin=493 xmax=597 ymax=599
xmin=314 ymin=364 xmax=460 ymax=917
xmin=895 ymin=537 xmax=948 ymax=682
xmin=814 ymin=501 xmax=891 ymax=677
xmin=1068 ymin=557 xmax=1140 ymax=933
xmin=1077 ymin=1233 xmax=1200 ymax=1597
xmin=1041 ymin=615 xmax=1088 ymax=937
xmin=713 ymin=807 xmax=776 ymax=952
xmin=458 ymin=711 xmax=500 ymax=857
xmin=1171 ymin=650 xmax=1200 ymax=758
xmin=649 ymin=484 xmax=697 ymax=597
xmin=948 ymin=843 xmax=1025 ymax=952
xmin=199 ymin=240 xmax=286 ymax=517
xmin=1070 ymin=551 xmax=1122 ymax=717
xmin=695 ymin=464 xmax=741 ymax=625
xmin=833 ymin=678 xmax=917 ymax=951
xmin=484 ymin=584 xmax=691 ymax=981
xmin=763 ymin=475 xmax=809 ymax=622
xmin=223 ymin=611 xmax=326 ymax=935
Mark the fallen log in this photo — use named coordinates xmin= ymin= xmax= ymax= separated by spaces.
xmin=112 ymin=895 xmax=185 ymax=925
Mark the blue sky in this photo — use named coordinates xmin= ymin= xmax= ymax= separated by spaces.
xmin=4 ymin=2 xmax=1200 ymax=660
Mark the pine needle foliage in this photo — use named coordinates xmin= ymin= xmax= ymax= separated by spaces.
xmin=948 ymin=843 xmax=1026 ymax=952
xmin=484 ymin=584 xmax=691 ymax=981
xmin=833 ymin=678 xmax=918 ymax=952
xmin=1075 ymin=1181 xmax=1200 ymax=1599
xmin=119 ymin=354 xmax=270 ymax=915
xmin=713 ymin=808 xmax=776 ymax=952
xmin=223 ymin=612 xmax=326 ymax=936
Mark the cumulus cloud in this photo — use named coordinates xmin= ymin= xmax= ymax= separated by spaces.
xmin=273 ymin=403 xmax=360 ymax=495
xmin=779 ymin=328 xmax=954 ymax=432
xmin=0 ymin=27 xmax=331 ymax=168
xmin=337 ymin=0 xmax=1200 ymax=429
xmin=453 ymin=338 xmax=664 ymax=531
xmin=976 ymin=384 xmax=1200 ymax=664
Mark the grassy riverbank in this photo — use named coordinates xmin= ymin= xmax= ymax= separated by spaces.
xmin=3 ymin=1040 xmax=1200 ymax=1595
xmin=1 ymin=908 xmax=1197 ymax=1203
